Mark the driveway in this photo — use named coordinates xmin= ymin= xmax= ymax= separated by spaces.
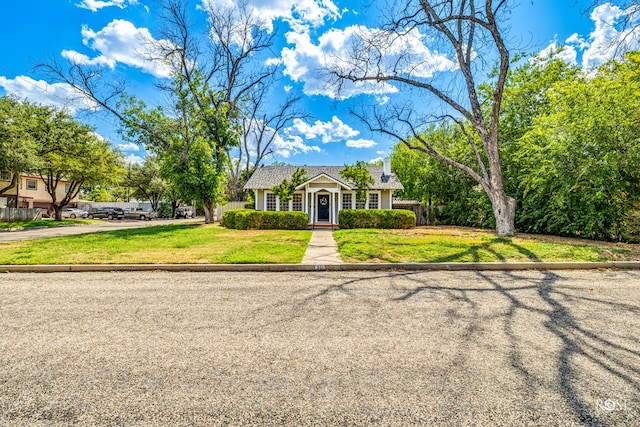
xmin=0 ymin=217 xmax=202 ymax=242
xmin=0 ymin=270 xmax=638 ymax=426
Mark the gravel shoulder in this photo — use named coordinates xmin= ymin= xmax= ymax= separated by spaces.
xmin=0 ymin=270 xmax=638 ymax=426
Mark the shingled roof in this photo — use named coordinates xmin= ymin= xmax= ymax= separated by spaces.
xmin=244 ymin=165 xmax=404 ymax=191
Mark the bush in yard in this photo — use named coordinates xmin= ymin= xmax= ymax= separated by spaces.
xmin=222 ymin=209 xmax=308 ymax=230
xmin=221 ymin=209 xmax=238 ymax=228
xmin=339 ymin=209 xmax=416 ymax=229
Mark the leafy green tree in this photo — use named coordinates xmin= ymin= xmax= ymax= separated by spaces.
xmin=340 ymin=161 xmax=375 ymax=207
xmin=270 ymin=168 xmax=308 ymax=209
xmin=118 ymin=71 xmax=239 ymax=223
xmin=31 ymin=106 xmax=124 ymax=220
xmin=82 ymin=187 xmax=114 ymax=202
xmin=514 ymin=52 xmax=640 ymax=240
xmin=391 ymin=125 xmax=493 ymax=227
xmin=162 ymin=181 xmax=186 ymax=218
xmin=389 ymin=50 xmax=640 ymax=240
xmin=0 ymin=97 xmax=41 ymax=202
xmin=122 ymin=156 xmax=166 ymax=211
xmin=495 ymin=52 xmax=582 ymax=200
xmin=38 ymin=0 xmax=283 ymax=219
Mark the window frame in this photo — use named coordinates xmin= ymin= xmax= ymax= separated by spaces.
xmin=368 ymin=192 xmax=380 ymax=210
xmin=26 ymin=179 xmax=37 ymax=191
xmin=341 ymin=192 xmax=354 ymax=210
xmin=265 ymin=192 xmax=277 ymax=211
xmin=292 ymin=192 xmax=303 ymax=211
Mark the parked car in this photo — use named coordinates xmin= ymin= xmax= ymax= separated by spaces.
xmin=61 ymin=208 xmax=89 ymax=219
xmin=124 ymin=208 xmax=158 ymax=221
xmin=87 ymin=207 xmax=125 ymax=220
xmin=175 ymin=207 xmax=194 ymax=218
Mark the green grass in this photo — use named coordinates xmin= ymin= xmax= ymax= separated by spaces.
xmin=2 ymin=222 xmax=638 ymax=265
xmin=333 ymin=228 xmax=640 ymax=263
xmin=0 ymin=219 xmax=92 ymax=229
xmin=0 ymin=223 xmax=311 ymax=264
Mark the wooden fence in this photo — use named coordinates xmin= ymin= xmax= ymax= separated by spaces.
xmin=216 ymin=201 xmax=248 ymax=220
xmin=0 ymin=208 xmax=42 ymax=222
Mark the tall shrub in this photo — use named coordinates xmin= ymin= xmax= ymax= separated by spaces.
xmin=339 ymin=209 xmax=415 ymax=229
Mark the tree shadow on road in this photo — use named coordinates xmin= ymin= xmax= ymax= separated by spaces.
xmin=385 ymin=268 xmax=640 ymax=425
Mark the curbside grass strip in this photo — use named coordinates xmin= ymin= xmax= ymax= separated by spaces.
xmin=2 ymin=261 xmax=640 ymax=273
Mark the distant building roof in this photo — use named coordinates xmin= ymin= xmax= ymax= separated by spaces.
xmin=244 ymin=165 xmax=404 ymax=191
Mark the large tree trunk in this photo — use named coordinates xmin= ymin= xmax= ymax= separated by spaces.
xmin=488 ymin=190 xmax=516 ymax=236
xmin=203 ymin=201 xmax=215 ymax=224
xmin=53 ymin=206 xmax=63 ymax=221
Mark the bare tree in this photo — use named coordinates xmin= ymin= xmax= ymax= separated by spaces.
xmin=226 ymin=89 xmax=309 ymax=201
xmin=37 ymin=0 xmax=306 ymax=214
xmin=330 ymin=0 xmax=517 ymax=235
xmin=39 ymin=0 xmax=239 ymax=223
xmin=202 ymin=0 xmax=309 ymax=200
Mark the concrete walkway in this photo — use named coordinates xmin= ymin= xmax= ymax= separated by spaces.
xmin=302 ymin=229 xmax=342 ymax=265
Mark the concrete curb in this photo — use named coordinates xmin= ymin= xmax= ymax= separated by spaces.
xmin=2 ymin=261 xmax=640 ymax=273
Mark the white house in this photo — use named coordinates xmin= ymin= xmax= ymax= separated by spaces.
xmin=244 ymin=162 xmax=404 ymax=227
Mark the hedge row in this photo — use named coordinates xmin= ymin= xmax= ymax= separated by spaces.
xmin=338 ymin=209 xmax=416 ymax=229
xmin=222 ymin=209 xmax=308 ymax=230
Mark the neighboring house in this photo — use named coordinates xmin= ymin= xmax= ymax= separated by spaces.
xmin=244 ymin=162 xmax=404 ymax=227
xmin=0 ymin=172 xmax=78 ymax=211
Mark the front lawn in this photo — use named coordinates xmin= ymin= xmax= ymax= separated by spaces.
xmin=0 ymin=224 xmax=311 ymax=264
xmin=333 ymin=227 xmax=640 ymax=263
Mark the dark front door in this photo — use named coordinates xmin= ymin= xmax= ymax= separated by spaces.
xmin=317 ymin=194 xmax=330 ymax=221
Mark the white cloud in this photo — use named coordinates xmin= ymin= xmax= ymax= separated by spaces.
xmin=280 ymin=25 xmax=456 ymax=99
xmin=62 ymin=20 xmax=174 ymax=78
xmin=91 ymin=132 xmax=106 ymax=141
xmin=369 ymin=156 xmax=384 ymax=164
xmin=118 ymin=143 xmax=140 ymax=152
xmin=239 ymin=117 xmax=321 ymax=159
xmin=556 ymin=3 xmax=640 ymax=70
xmin=200 ymin=0 xmax=341 ymax=33
xmin=290 ymin=116 xmax=359 ymax=143
xmin=532 ymin=41 xmax=578 ymax=66
xmin=376 ymin=95 xmax=390 ymax=105
xmin=566 ymin=33 xmax=589 ymax=50
xmin=346 ymin=138 xmax=376 ymax=149
xmin=580 ymin=3 xmax=640 ymax=69
xmin=125 ymin=153 xmax=145 ymax=165
xmin=272 ymin=134 xmax=321 ymax=158
xmin=76 ymin=0 xmax=138 ymax=12
xmin=0 ymin=76 xmax=97 ymax=113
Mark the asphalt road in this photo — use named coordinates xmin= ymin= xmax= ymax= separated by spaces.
xmin=0 ymin=270 xmax=638 ymax=426
xmin=0 ymin=217 xmax=202 ymax=242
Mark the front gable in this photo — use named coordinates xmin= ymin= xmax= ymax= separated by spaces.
xmin=296 ymin=173 xmax=353 ymax=191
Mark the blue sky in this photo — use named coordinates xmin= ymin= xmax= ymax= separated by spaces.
xmin=1 ymin=1 xmax=638 ymax=167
